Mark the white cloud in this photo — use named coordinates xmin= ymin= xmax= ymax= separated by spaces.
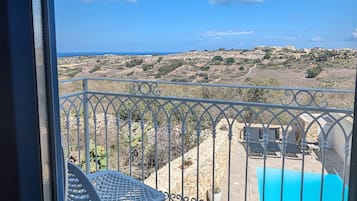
xmin=209 ymin=0 xmax=263 ymax=4
xmin=203 ymin=30 xmax=255 ymax=37
xmin=311 ymin=36 xmax=323 ymax=42
xmin=353 ymin=28 xmax=357 ymax=38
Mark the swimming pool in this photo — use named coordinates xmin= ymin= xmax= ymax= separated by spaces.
xmin=256 ymin=167 xmax=348 ymax=201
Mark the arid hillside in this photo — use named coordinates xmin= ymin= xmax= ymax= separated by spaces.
xmin=58 ymin=46 xmax=357 ymax=89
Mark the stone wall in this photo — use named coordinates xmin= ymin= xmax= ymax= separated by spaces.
xmin=144 ymin=119 xmax=240 ymax=200
xmin=297 ymin=114 xmax=320 ymax=142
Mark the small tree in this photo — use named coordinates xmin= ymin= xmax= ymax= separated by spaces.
xmin=305 ymin=66 xmax=322 ymax=78
xmin=263 ymin=52 xmax=272 ymax=60
xmin=212 ymin=55 xmax=223 ymax=62
xmin=157 ymin=56 xmax=163 ymax=63
xmin=225 ymin=57 xmax=235 ymax=65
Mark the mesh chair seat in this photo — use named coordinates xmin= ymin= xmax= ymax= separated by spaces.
xmin=67 ymin=162 xmax=165 ymax=201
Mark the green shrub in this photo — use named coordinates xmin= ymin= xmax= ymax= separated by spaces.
xmin=158 ymin=60 xmax=183 ymax=75
xmin=188 ymin=75 xmax=196 ymax=80
xmin=263 ymin=52 xmax=272 ymax=60
xmin=198 ymin=73 xmax=208 ymax=80
xmin=212 ymin=56 xmax=223 ymax=62
xmin=66 ymin=67 xmax=82 ymax=78
xmin=263 ymin=48 xmax=273 ymax=53
xmin=305 ymin=66 xmax=322 ymax=78
xmin=254 ymin=59 xmax=262 ymax=63
xmin=225 ymin=57 xmax=235 ymax=65
xmin=85 ymin=140 xmax=107 ymax=172
xmin=125 ymin=58 xmax=144 ymax=67
xmin=201 ymin=66 xmax=210 ymax=71
xmin=239 ymin=66 xmax=244 ymax=70
xmin=171 ymin=78 xmax=188 ymax=82
xmin=157 ymin=57 xmax=163 ymax=63
xmin=142 ymin=64 xmax=154 ymax=71
xmin=89 ymin=65 xmax=101 ymax=73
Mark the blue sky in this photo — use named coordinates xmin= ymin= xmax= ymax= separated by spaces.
xmin=55 ymin=0 xmax=357 ymax=52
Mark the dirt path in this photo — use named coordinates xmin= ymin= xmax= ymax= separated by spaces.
xmin=211 ymin=64 xmax=257 ymax=83
xmin=238 ymin=64 xmax=257 ymax=80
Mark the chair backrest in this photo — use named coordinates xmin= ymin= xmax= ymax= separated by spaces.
xmin=67 ymin=162 xmax=101 ymax=201
xmin=287 ymin=131 xmax=297 ymax=144
xmin=263 ymin=128 xmax=277 ymax=141
xmin=245 ymin=127 xmax=261 ymax=142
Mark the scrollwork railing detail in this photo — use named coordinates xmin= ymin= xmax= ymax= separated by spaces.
xmin=281 ymin=89 xmax=328 ymax=108
xmin=130 ymin=82 xmax=161 ymax=96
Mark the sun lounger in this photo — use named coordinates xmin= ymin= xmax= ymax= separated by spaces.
xmin=245 ymin=127 xmax=265 ymax=157
xmin=263 ymin=128 xmax=281 ymax=157
xmin=284 ymin=132 xmax=301 ymax=157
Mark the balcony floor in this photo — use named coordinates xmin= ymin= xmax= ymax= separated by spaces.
xmin=220 ymin=139 xmax=346 ymax=201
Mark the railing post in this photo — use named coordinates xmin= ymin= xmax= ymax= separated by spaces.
xmin=83 ymin=79 xmax=90 ymax=174
xmin=348 ymin=74 xmax=357 ymax=201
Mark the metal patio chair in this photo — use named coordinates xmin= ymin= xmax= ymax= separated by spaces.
xmin=67 ymin=162 xmax=165 ymax=201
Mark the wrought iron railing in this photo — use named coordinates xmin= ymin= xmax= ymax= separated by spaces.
xmin=59 ymin=77 xmax=354 ymax=201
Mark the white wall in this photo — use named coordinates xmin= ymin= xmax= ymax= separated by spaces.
xmin=331 ymin=116 xmax=352 ymax=164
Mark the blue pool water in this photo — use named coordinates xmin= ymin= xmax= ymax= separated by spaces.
xmin=256 ymin=167 xmax=348 ymax=201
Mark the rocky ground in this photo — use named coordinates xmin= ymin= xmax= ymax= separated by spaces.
xmin=58 ymin=46 xmax=357 ymax=89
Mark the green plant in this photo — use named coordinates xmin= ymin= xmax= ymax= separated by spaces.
xmin=183 ymin=159 xmax=192 ymax=166
xmin=142 ymin=64 xmax=154 ymax=71
xmin=158 ymin=60 xmax=183 ymax=75
xmin=125 ymin=58 xmax=144 ymax=67
xmin=214 ymin=186 xmax=221 ymax=193
xmin=86 ymin=140 xmax=108 ymax=172
xmin=263 ymin=52 xmax=272 ymax=60
xmin=89 ymin=65 xmax=101 ymax=73
xmin=201 ymin=66 xmax=210 ymax=71
xmin=305 ymin=65 xmax=322 ymax=78
xmin=179 ymin=159 xmax=193 ymax=169
xmin=198 ymin=72 xmax=208 ymax=77
xmin=263 ymin=48 xmax=273 ymax=53
xmin=220 ymin=124 xmax=228 ymax=130
xmin=66 ymin=67 xmax=82 ymax=78
xmin=171 ymin=78 xmax=188 ymax=82
xmin=242 ymin=78 xmax=281 ymax=122
xmin=225 ymin=57 xmax=235 ymax=65
xmin=239 ymin=66 xmax=244 ymax=70
xmin=212 ymin=55 xmax=223 ymax=62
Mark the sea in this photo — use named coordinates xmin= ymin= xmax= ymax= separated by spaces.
xmin=57 ymin=52 xmax=178 ymax=58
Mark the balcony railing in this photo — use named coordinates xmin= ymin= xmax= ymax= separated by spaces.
xmin=59 ymin=77 xmax=354 ymax=201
